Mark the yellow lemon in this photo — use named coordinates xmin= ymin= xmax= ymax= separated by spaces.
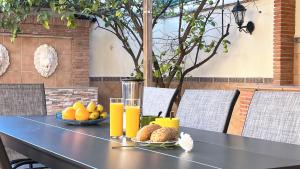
xmin=62 ymin=107 xmax=76 ymax=120
xmin=75 ymin=108 xmax=90 ymax=121
xmin=87 ymin=101 xmax=97 ymax=112
xmin=73 ymin=101 xmax=85 ymax=110
xmin=89 ymin=111 xmax=100 ymax=120
xmin=100 ymin=112 xmax=108 ymax=119
xmin=97 ymin=104 xmax=104 ymax=112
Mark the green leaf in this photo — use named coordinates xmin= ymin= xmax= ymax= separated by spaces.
xmin=37 ymin=12 xmax=51 ymax=29
xmin=115 ymin=10 xmax=123 ymax=17
xmin=211 ymin=21 xmax=216 ymax=27
xmin=27 ymin=0 xmax=33 ymax=6
xmin=82 ymin=8 xmax=92 ymax=15
xmin=175 ymin=71 xmax=182 ymax=80
xmin=59 ymin=0 xmax=66 ymax=4
xmin=199 ymin=43 xmax=204 ymax=49
xmin=135 ymin=71 xmax=143 ymax=80
xmin=153 ymin=70 xmax=161 ymax=78
xmin=66 ymin=15 xmax=76 ymax=29
xmin=42 ymin=20 xmax=50 ymax=29
xmin=91 ymin=1 xmax=100 ymax=12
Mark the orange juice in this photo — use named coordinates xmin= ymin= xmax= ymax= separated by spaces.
xmin=110 ymin=103 xmax=124 ymax=137
xmin=125 ymin=106 xmax=140 ymax=138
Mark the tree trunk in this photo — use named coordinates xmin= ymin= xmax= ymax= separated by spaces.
xmin=166 ymin=74 xmax=185 ymax=117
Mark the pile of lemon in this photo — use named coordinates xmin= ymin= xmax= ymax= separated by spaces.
xmin=62 ymin=101 xmax=107 ymax=121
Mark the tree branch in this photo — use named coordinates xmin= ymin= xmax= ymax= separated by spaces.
xmin=180 ymin=0 xmax=207 ymax=43
xmin=119 ymin=20 xmax=142 ymax=46
xmin=94 ymin=16 xmax=118 ymax=36
xmin=124 ymin=2 xmax=143 ymax=39
xmin=184 ymin=24 xmax=230 ymax=75
xmin=178 ymin=0 xmax=184 ymax=52
xmin=166 ymin=24 xmax=230 ymax=117
xmin=185 ymin=0 xmax=221 ymax=55
xmin=109 ymin=21 xmax=140 ymax=72
xmin=165 ymin=0 xmax=208 ymax=86
xmin=153 ymin=0 xmax=173 ymax=28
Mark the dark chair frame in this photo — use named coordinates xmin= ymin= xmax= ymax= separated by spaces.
xmin=223 ymin=90 xmax=240 ymax=133
xmin=0 ymin=136 xmax=12 ymax=169
xmin=0 ymin=136 xmax=49 ymax=169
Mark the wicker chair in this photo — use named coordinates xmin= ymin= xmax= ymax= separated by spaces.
xmin=176 ymin=89 xmax=239 ymax=133
xmin=242 ymin=91 xmax=300 ymax=145
xmin=0 ymin=84 xmax=47 ymax=116
xmin=142 ymin=87 xmax=176 ymax=117
xmin=0 ymin=84 xmax=48 ymax=168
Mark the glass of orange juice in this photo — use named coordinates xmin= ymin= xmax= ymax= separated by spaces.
xmin=110 ymin=98 xmax=124 ymax=138
xmin=125 ymin=99 xmax=141 ymax=138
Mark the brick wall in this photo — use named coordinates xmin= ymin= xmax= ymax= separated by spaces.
xmin=273 ymin=0 xmax=296 ymax=85
xmin=231 ymin=0 xmax=298 ymax=135
xmin=0 ymin=16 xmax=91 ymax=86
xmin=294 ymin=39 xmax=300 ymax=84
xmin=229 ymin=88 xmax=255 ymax=135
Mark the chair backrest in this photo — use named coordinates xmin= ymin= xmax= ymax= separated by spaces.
xmin=0 ymin=84 xmax=47 ymax=116
xmin=176 ymin=89 xmax=239 ymax=133
xmin=142 ymin=87 xmax=176 ymax=117
xmin=0 ymin=137 xmax=12 ymax=169
xmin=242 ymin=91 xmax=300 ymax=145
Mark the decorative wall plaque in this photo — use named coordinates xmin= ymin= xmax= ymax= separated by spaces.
xmin=34 ymin=44 xmax=58 ymax=78
xmin=0 ymin=44 xmax=10 ymax=77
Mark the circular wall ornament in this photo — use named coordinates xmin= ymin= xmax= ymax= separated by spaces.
xmin=34 ymin=44 xmax=58 ymax=78
xmin=0 ymin=44 xmax=10 ymax=77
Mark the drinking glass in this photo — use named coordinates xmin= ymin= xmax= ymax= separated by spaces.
xmin=125 ymin=99 xmax=141 ymax=138
xmin=110 ymin=98 xmax=124 ymax=138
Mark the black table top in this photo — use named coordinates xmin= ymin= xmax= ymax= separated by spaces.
xmin=1 ymin=115 xmax=300 ymax=169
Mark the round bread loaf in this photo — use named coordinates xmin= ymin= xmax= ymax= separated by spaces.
xmin=150 ymin=127 xmax=178 ymax=142
xmin=136 ymin=124 xmax=161 ymax=141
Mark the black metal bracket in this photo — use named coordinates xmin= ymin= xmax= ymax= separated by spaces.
xmin=239 ymin=21 xmax=255 ymax=35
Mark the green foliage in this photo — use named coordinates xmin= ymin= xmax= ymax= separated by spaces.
xmin=0 ymin=0 xmax=231 ymax=86
xmin=37 ymin=12 xmax=51 ymax=29
xmin=0 ymin=0 xmax=29 ymax=41
xmin=222 ymin=39 xmax=230 ymax=53
xmin=151 ymin=0 xmax=231 ymax=84
xmin=0 ymin=0 xmax=100 ymax=40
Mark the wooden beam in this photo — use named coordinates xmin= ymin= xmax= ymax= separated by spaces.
xmin=143 ymin=0 xmax=153 ymax=87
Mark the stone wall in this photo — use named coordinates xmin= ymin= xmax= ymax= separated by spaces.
xmin=45 ymin=87 xmax=98 ymax=115
xmin=0 ymin=16 xmax=91 ymax=87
